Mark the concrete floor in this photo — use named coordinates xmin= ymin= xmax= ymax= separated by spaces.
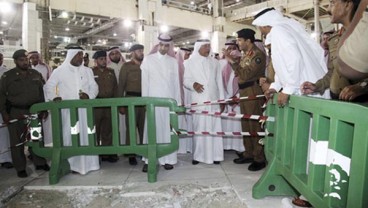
xmin=0 ymin=151 xmax=295 ymax=208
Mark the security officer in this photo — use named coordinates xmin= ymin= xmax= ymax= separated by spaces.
xmin=223 ymin=28 xmax=267 ymax=171
xmin=301 ymin=0 xmax=368 ymax=102
xmin=91 ymin=50 xmax=119 ymax=163
xmin=117 ymin=44 xmax=145 ymax=166
xmin=0 ymin=49 xmax=49 ymax=178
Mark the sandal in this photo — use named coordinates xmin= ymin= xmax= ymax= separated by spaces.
xmin=292 ymin=197 xmax=313 ymax=207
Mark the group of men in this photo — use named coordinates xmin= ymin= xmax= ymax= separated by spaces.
xmin=1 ymin=0 xmax=367 ymax=179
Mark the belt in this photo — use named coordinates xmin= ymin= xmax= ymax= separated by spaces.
xmin=12 ymin=105 xmax=31 ymax=109
xmin=126 ymin=91 xmax=142 ymax=97
xmin=238 ymin=81 xmax=256 ymax=90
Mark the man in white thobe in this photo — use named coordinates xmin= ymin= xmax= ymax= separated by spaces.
xmin=0 ymin=53 xmax=13 ymax=169
xmin=184 ymin=39 xmax=225 ymax=165
xmin=44 ymin=46 xmax=100 ymax=175
xmin=28 ymin=51 xmax=53 ymax=147
xmin=252 ymin=8 xmax=330 ymax=106
xmin=107 ymin=46 xmax=126 ymax=145
xmin=220 ymin=41 xmax=244 ymax=153
xmin=141 ymin=34 xmax=180 ymax=172
xmin=175 ymin=47 xmax=193 ymax=154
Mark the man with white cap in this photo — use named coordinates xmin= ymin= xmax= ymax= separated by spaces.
xmin=184 ymin=39 xmax=225 ymax=165
xmin=141 ymin=34 xmax=180 ymax=172
xmin=44 ymin=45 xmax=100 ymax=175
xmin=252 ymin=7 xmax=330 ymax=106
xmin=28 ymin=51 xmax=52 ymax=81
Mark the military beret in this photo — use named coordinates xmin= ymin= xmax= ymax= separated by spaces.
xmin=12 ymin=49 xmax=28 ymax=60
xmin=129 ymin=44 xmax=144 ymax=52
xmin=92 ymin=50 xmax=107 ymax=59
xmin=236 ymin=29 xmax=256 ymax=41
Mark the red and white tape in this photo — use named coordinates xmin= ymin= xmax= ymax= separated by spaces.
xmin=176 ymin=130 xmax=270 ymax=137
xmin=186 ymin=110 xmax=274 ymax=122
xmin=184 ymin=95 xmax=265 ymax=108
xmin=0 ymin=114 xmax=37 ymax=128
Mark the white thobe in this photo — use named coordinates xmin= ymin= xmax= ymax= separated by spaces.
xmin=184 ymin=56 xmax=225 ymax=164
xmin=107 ymin=61 xmax=126 ymax=144
xmin=141 ymin=52 xmax=181 ymax=165
xmin=220 ymin=61 xmax=244 ymax=152
xmin=268 ymin=25 xmax=329 ymax=98
xmin=0 ymin=66 xmax=12 ymax=163
xmin=44 ymin=65 xmax=100 ymax=175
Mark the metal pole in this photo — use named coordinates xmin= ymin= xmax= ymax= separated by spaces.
xmin=314 ymin=0 xmax=320 ymax=43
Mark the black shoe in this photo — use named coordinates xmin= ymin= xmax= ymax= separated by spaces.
xmin=17 ymin=170 xmax=28 ymax=178
xmin=235 ymin=151 xmax=244 ymax=158
xmin=27 ymin=155 xmax=33 ymax=161
xmin=214 ymin=161 xmax=220 ymax=165
xmin=1 ymin=162 xmax=13 ymax=169
xmin=192 ymin=160 xmax=199 ymax=165
xmin=163 ymin=164 xmax=174 ymax=170
xmin=233 ymin=157 xmax=254 ymax=164
xmin=248 ymin=161 xmax=266 ymax=171
xmin=129 ymin=157 xmax=137 ymax=166
xmin=106 ymin=155 xmax=119 ymax=163
xmin=35 ymin=164 xmax=50 ymax=171
xmin=142 ymin=164 xmax=148 ymax=173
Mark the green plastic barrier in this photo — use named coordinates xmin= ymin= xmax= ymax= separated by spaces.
xmin=28 ymin=97 xmax=184 ymax=185
xmin=253 ymin=95 xmax=368 ymax=208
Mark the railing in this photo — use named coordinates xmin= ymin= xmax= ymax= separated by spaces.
xmin=28 ymin=97 xmax=184 ymax=185
xmin=253 ymin=95 xmax=368 ymax=208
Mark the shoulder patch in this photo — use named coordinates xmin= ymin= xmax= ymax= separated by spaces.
xmin=255 ymin=57 xmax=262 ymax=65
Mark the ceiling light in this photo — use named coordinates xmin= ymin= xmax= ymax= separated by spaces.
xmin=0 ymin=2 xmax=12 ymax=14
xmin=2 ymin=21 xmax=7 ymax=25
xmin=190 ymin=1 xmax=195 ymax=5
xmin=0 ymin=31 xmax=3 ymax=35
xmin=102 ymin=40 xmax=107 ymax=45
xmin=236 ymin=0 xmax=240 ymax=2
xmin=123 ymin=19 xmax=133 ymax=27
xmin=54 ymin=35 xmax=58 ymax=38
xmin=65 ymin=27 xmax=70 ymax=31
xmin=201 ymin=31 xmax=209 ymax=38
xmin=113 ymin=33 xmax=117 ymax=37
xmin=186 ymin=41 xmax=190 ymax=44
xmin=61 ymin=11 xmax=68 ymax=18
xmin=160 ymin=25 xmax=169 ymax=33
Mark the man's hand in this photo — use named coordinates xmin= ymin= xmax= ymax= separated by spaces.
xmin=193 ymin=82 xmax=204 ymax=93
xmin=220 ymin=104 xmax=226 ymax=113
xmin=119 ymin=107 xmax=126 ymax=115
xmin=259 ymin=77 xmax=270 ymax=92
xmin=53 ymin=97 xmax=62 ymax=102
xmin=79 ymin=92 xmax=89 ymax=100
xmin=1 ymin=113 xmax=10 ymax=123
xmin=222 ymin=48 xmax=235 ymax=64
xmin=38 ymin=111 xmax=48 ymax=120
xmin=301 ymin=81 xmax=316 ymax=94
xmin=264 ymin=88 xmax=277 ymax=100
xmin=339 ymin=84 xmax=366 ymax=101
xmin=277 ymin=92 xmax=289 ymax=107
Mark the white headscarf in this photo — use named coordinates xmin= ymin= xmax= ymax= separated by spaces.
xmin=149 ymin=33 xmax=176 ymax=58
xmin=188 ymin=39 xmax=212 ymax=60
xmin=60 ymin=49 xmax=83 ymax=69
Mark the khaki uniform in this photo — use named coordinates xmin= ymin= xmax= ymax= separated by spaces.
xmin=92 ymin=67 xmax=117 ymax=146
xmin=231 ymin=45 xmax=266 ymax=162
xmin=266 ymin=59 xmax=275 ymax=84
xmin=118 ymin=61 xmax=145 ymax=144
xmin=315 ymin=31 xmax=351 ymax=99
xmin=315 ymin=30 xmax=368 ymax=102
xmin=0 ymin=67 xmax=47 ymax=172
